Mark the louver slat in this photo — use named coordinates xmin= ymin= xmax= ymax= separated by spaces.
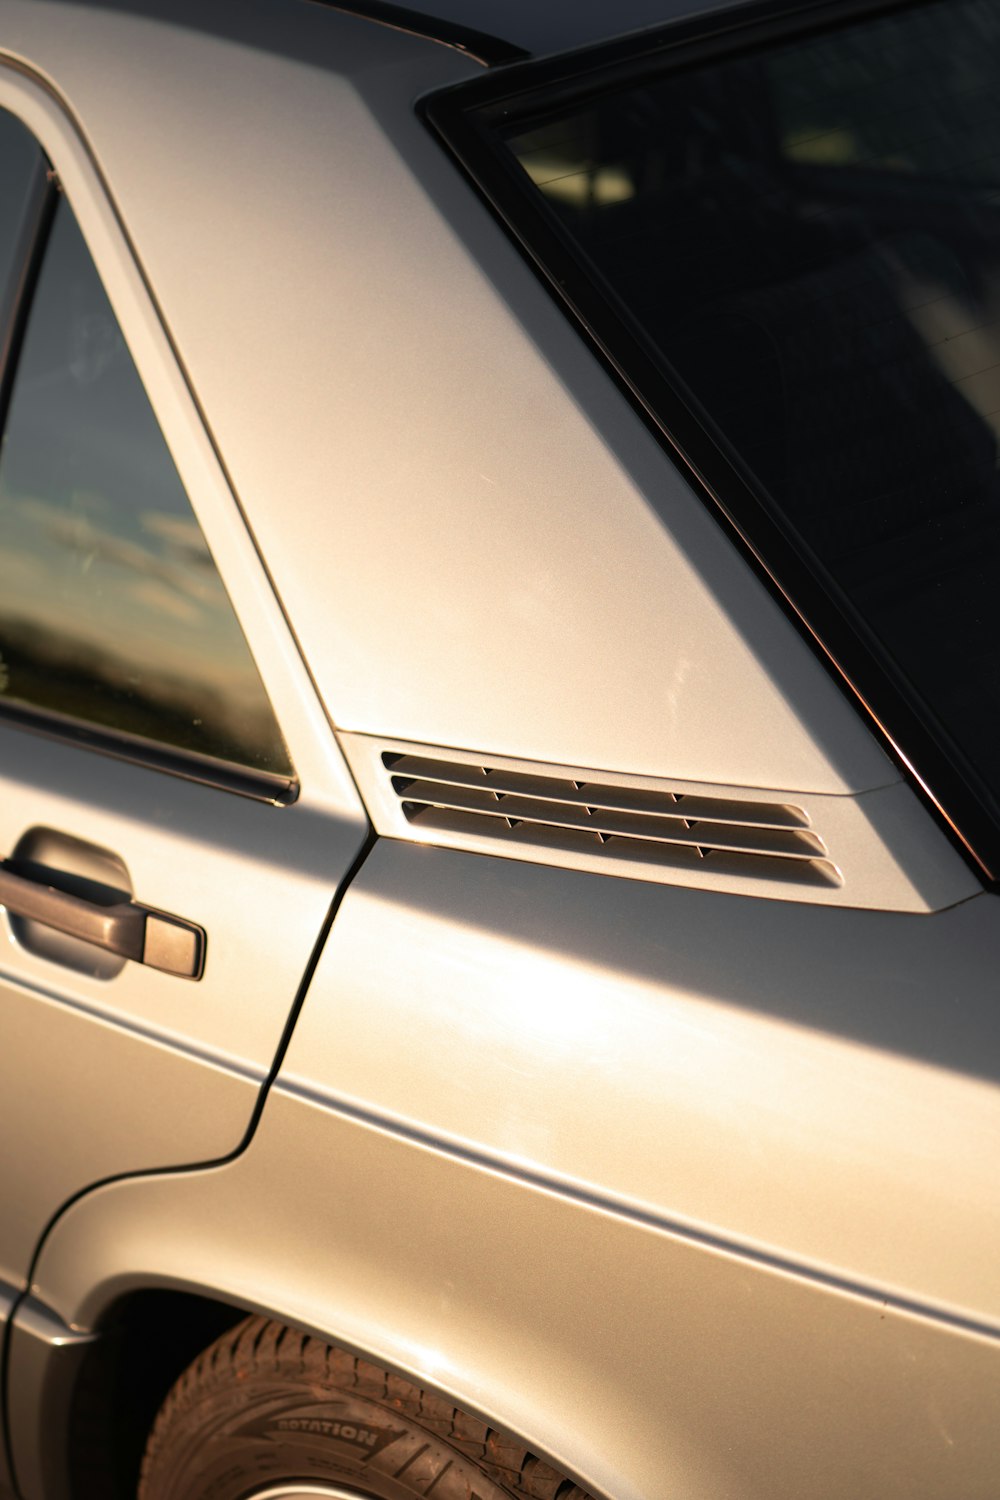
xmin=395 ymin=777 xmax=824 ymax=861
xmin=382 ymin=752 xmax=839 ymax=890
xmin=386 ymin=754 xmax=807 ymax=830
xmin=412 ymin=807 xmax=841 ymax=889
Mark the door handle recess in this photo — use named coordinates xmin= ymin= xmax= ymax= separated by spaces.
xmin=0 ymin=861 xmax=205 ymax=979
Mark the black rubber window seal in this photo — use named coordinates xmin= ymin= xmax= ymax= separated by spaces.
xmin=421 ymin=0 xmax=1000 ymax=887
xmin=0 ymin=699 xmax=298 ymax=805
xmin=0 ymin=157 xmax=57 ymax=448
xmin=303 ymin=0 xmax=529 ymax=66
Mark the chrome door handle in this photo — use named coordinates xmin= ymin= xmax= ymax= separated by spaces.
xmin=0 ymin=861 xmax=205 ymax=978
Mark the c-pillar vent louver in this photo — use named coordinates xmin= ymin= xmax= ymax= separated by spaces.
xmin=382 ymin=752 xmax=841 ymax=891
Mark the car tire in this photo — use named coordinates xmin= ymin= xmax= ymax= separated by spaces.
xmin=138 ymin=1315 xmax=593 ymax=1500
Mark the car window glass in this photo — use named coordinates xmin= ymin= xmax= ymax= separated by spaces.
xmin=498 ymin=0 xmax=1000 ymax=827
xmin=0 ymin=194 xmax=293 ymax=776
xmin=0 ymin=110 xmax=41 ymax=314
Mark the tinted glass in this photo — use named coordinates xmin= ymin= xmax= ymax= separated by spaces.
xmin=0 ymin=110 xmax=40 ymax=313
xmin=501 ymin=0 xmax=1000 ymax=823
xmin=0 ymin=197 xmax=292 ymax=775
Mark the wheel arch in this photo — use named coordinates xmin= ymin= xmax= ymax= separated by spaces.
xmin=10 ymin=1278 xmax=610 ymax=1500
xmin=15 ymin=1076 xmax=1000 ymax=1500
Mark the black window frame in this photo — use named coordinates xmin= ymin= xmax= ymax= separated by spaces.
xmin=423 ymin=0 xmax=1000 ymax=886
xmin=0 ymin=133 xmax=297 ymax=806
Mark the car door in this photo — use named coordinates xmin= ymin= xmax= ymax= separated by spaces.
xmin=0 ymin=99 xmax=368 ymax=1313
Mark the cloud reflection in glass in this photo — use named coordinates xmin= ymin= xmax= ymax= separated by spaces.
xmin=0 ymin=201 xmax=290 ymax=775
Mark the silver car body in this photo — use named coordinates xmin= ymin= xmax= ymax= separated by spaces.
xmin=0 ymin=1 xmax=997 ymax=1497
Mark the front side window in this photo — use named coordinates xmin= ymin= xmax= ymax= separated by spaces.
xmin=0 ymin=114 xmax=292 ymax=781
xmin=439 ymin=0 xmax=1000 ymax=873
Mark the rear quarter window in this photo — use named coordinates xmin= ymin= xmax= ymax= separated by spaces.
xmin=433 ymin=0 xmax=1000 ymax=875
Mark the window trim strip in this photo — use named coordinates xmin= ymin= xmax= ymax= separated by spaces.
xmin=0 ymin=698 xmax=299 ymax=804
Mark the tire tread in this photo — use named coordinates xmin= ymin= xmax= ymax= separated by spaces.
xmin=140 ymin=1316 xmax=599 ymax=1500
